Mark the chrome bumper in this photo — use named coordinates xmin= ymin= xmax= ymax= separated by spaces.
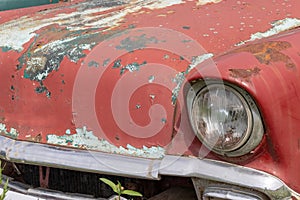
xmin=0 ymin=135 xmax=299 ymax=200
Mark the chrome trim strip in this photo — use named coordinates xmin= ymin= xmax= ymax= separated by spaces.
xmin=159 ymin=156 xmax=298 ymax=199
xmin=0 ymin=135 xmax=160 ymax=180
xmin=203 ymin=186 xmax=266 ymax=200
xmin=0 ymin=135 xmax=299 ymax=199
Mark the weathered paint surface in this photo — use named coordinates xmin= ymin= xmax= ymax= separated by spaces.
xmin=236 ymin=18 xmax=300 ymax=46
xmin=0 ymin=123 xmax=18 ymax=138
xmin=1 ymin=0 xmax=300 ymax=193
xmin=47 ymin=126 xmax=165 ymax=159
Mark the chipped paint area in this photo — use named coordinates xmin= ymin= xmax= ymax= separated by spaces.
xmin=144 ymin=0 xmax=184 ymax=9
xmin=0 ymin=0 xmax=189 ymax=96
xmin=0 ymin=123 xmax=19 ymax=138
xmin=21 ymin=32 xmax=99 ymax=83
xmin=0 ymin=0 xmax=185 ymax=52
xmin=113 ymin=61 xmax=148 ymax=75
xmin=197 ymin=0 xmax=223 ymax=6
xmin=0 ymin=6 xmax=117 ymax=52
xmin=120 ymin=61 xmax=147 ymax=75
xmin=171 ymin=72 xmax=185 ymax=105
xmin=237 ymin=18 xmax=300 ymax=46
xmin=47 ymin=127 xmax=165 ymax=159
xmin=171 ymin=53 xmax=213 ymax=104
xmin=185 ymin=53 xmax=214 ymax=73
xmin=116 ymin=34 xmax=162 ymax=52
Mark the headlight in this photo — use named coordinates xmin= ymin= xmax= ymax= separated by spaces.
xmin=187 ymin=80 xmax=264 ymax=157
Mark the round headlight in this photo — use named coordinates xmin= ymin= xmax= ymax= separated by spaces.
xmin=187 ymin=80 xmax=264 ymax=157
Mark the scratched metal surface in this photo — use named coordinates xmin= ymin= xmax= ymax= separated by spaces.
xmin=1 ymin=0 xmax=300 ymax=193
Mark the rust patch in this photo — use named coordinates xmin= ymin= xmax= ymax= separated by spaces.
xmin=233 ymin=41 xmax=295 ymax=69
xmin=229 ymin=67 xmax=261 ymax=82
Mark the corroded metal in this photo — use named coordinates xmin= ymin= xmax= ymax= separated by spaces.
xmin=232 ymin=41 xmax=296 ymax=69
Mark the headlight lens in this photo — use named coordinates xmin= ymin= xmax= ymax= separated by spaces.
xmin=187 ymin=80 xmax=264 ymax=157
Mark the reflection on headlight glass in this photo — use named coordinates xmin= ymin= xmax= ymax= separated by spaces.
xmin=192 ymin=86 xmax=249 ymax=151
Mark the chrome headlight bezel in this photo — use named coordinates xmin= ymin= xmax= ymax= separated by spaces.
xmin=186 ymin=79 xmax=264 ymax=157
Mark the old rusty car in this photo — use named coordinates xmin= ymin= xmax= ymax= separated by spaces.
xmin=1 ymin=0 xmax=300 ymax=199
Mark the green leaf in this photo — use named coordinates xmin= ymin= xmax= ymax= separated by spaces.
xmin=116 ymin=181 xmax=122 ymax=194
xmin=99 ymin=178 xmax=118 ymax=193
xmin=0 ymin=179 xmax=8 ymax=200
xmin=121 ymin=190 xmax=143 ymax=197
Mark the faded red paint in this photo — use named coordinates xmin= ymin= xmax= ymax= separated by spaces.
xmin=1 ymin=0 xmax=300 ymax=194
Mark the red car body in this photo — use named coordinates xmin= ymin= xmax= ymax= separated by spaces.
xmin=1 ymin=0 xmax=300 ymax=199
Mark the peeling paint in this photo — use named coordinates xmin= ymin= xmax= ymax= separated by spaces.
xmin=185 ymin=53 xmax=214 ymax=73
xmin=171 ymin=53 xmax=214 ymax=104
xmin=0 ymin=0 xmax=186 ymax=52
xmin=149 ymin=94 xmax=156 ymax=100
xmin=21 ymin=31 xmax=100 ymax=81
xmin=0 ymin=123 xmax=19 ymax=138
xmin=0 ymin=0 xmax=188 ymax=98
xmin=143 ymin=0 xmax=184 ymax=10
xmin=102 ymin=58 xmax=111 ymax=67
xmin=46 ymin=127 xmax=165 ymax=159
xmin=120 ymin=61 xmax=147 ymax=75
xmin=88 ymin=60 xmax=100 ymax=68
xmin=197 ymin=0 xmax=223 ymax=6
xmin=113 ymin=59 xmax=122 ymax=68
xmin=148 ymin=75 xmax=155 ymax=83
xmin=236 ymin=18 xmax=300 ymax=46
xmin=171 ymin=72 xmax=185 ymax=105
xmin=1 ymin=46 xmax=12 ymax=52
xmin=24 ymin=56 xmax=48 ymax=81
xmin=116 ymin=34 xmax=161 ymax=52
xmin=35 ymin=85 xmax=51 ymax=98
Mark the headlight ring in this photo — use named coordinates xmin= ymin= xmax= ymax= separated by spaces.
xmin=187 ymin=80 xmax=264 ymax=157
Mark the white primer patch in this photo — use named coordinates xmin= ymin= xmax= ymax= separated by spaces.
xmin=0 ymin=0 xmax=185 ymax=52
xmin=47 ymin=126 xmax=165 ymax=159
xmin=144 ymin=0 xmax=184 ymax=9
xmin=197 ymin=0 xmax=223 ymax=6
xmin=186 ymin=53 xmax=214 ymax=73
xmin=236 ymin=18 xmax=300 ymax=46
xmin=0 ymin=123 xmax=19 ymax=138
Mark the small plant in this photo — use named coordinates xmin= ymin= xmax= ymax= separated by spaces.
xmin=0 ymin=161 xmax=8 ymax=200
xmin=100 ymin=178 xmax=142 ymax=200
